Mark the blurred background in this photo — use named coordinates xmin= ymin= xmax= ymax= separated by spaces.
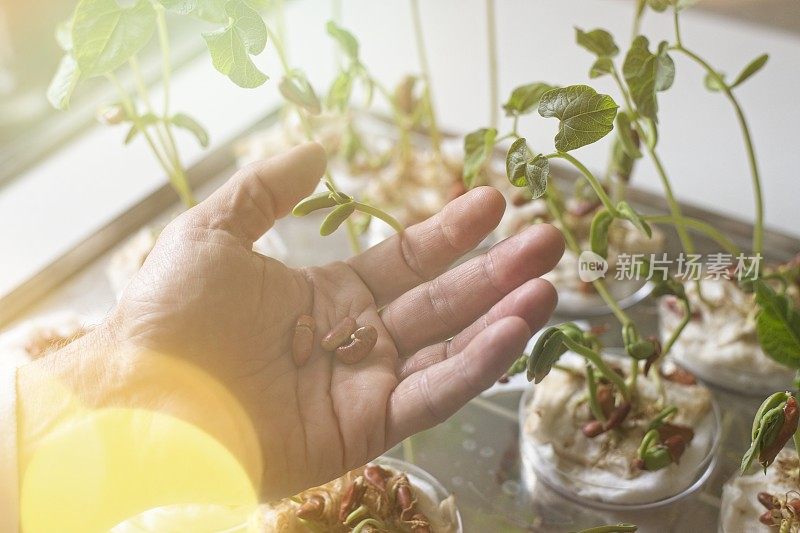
xmin=0 ymin=0 xmax=798 ymax=304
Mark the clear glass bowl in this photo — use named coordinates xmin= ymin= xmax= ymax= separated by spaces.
xmin=657 ymin=296 xmax=795 ymax=396
xmin=375 ymin=456 xmax=464 ymax=533
xmin=518 ymin=363 xmax=721 ymax=516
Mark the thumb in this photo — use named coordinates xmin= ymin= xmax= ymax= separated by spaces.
xmin=189 ymin=142 xmax=327 ymax=243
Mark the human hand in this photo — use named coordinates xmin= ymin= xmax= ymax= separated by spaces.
xmin=108 ymin=142 xmax=563 ymax=499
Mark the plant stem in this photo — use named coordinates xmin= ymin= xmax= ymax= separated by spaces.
xmin=485 ymin=0 xmax=499 ymax=130
xmin=544 ymin=186 xmax=632 ymax=327
xmin=586 ymin=365 xmax=607 ymax=422
xmin=409 ymin=0 xmax=443 ymax=157
xmin=107 ymin=73 xmax=195 ymax=207
xmin=577 ymin=525 xmax=638 ymax=533
xmin=546 ymin=151 xmax=618 ymax=215
xmin=672 ymin=44 xmax=764 ymax=255
xmin=353 ymin=201 xmax=404 ymax=233
xmin=154 ymin=6 xmax=196 ymax=207
xmin=609 ymin=66 xmax=694 ymax=255
xmin=645 ymin=215 xmax=740 ymax=255
xmin=563 ymin=337 xmax=631 ymax=401
xmin=662 ymin=297 xmax=691 ymax=356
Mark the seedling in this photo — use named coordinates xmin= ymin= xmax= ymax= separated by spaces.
xmin=48 ymin=0 xmax=275 ymax=207
xmin=477 ymin=0 xmax=768 ymax=476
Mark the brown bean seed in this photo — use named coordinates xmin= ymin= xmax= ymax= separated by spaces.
xmin=321 ymin=316 xmax=357 ymax=351
xmin=336 ymin=325 xmax=378 ymax=364
xmin=292 ymin=314 xmax=315 ymax=367
xmin=296 ymin=494 xmax=325 ymax=520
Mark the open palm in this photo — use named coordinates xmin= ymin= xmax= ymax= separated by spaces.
xmin=114 ymin=143 xmax=563 ymax=500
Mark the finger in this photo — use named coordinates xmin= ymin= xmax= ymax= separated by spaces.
xmin=398 ymin=278 xmax=556 ymax=379
xmin=381 ymin=223 xmax=564 ymax=356
xmin=189 ymin=142 xmax=327 ymax=242
xmin=347 ymin=187 xmax=505 ymax=306
xmin=385 ymin=316 xmax=530 ymax=445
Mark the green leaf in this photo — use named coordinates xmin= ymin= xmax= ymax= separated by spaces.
xmin=731 ymin=54 xmax=769 ymax=89
xmin=279 ymin=72 xmax=321 ymax=115
xmin=538 ymin=85 xmax=618 ymax=152
xmin=462 ymin=128 xmax=497 ymax=189
xmin=47 ymin=55 xmax=81 ymax=110
xmin=615 ymin=111 xmax=642 ymax=159
xmin=159 ymin=0 xmax=227 ymax=23
xmin=755 ymin=280 xmax=800 ymax=369
xmin=502 ymin=83 xmax=555 ymax=117
xmin=327 ymin=71 xmax=354 ymax=111
xmin=320 ymin=202 xmax=355 ymax=236
xmin=590 ymin=208 xmax=614 ymax=258
xmin=575 ymin=27 xmax=619 ymax=58
xmin=589 ymin=58 xmax=614 ymax=79
xmin=203 ymin=0 xmax=268 ymax=88
xmin=292 ymin=192 xmax=339 ymax=216
xmin=72 ymin=0 xmax=156 ymax=77
xmin=617 ymin=200 xmax=652 ymax=238
xmin=505 ymin=138 xmax=549 ymax=199
xmin=527 ymin=327 xmax=568 ymax=383
xmin=623 ymin=36 xmax=673 ymax=122
xmin=326 ymin=21 xmax=359 ymax=61
xmin=704 ymin=71 xmax=726 ymax=92
xmin=171 ymin=113 xmax=209 ymax=147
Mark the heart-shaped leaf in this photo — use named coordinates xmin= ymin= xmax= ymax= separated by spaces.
xmin=575 ymin=27 xmax=619 ymax=58
xmin=623 ymin=36 xmax=674 ymax=122
xmin=462 ymin=128 xmax=497 ymax=189
xmin=505 ymin=138 xmax=549 ymax=199
xmin=203 ymin=0 xmax=268 ymax=88
xmin=502 ymin=83 xmax=555 ymax=117
xmin=589 ymin=208 xmax=614 ymax=258
xmin=279 ymin=71 xmax=321 ymax=115
xmin=326 ymin=21 xmax=359 ymax=62
xmin=731 ymin=53 xmax=768 ymax=89
xmin=171 ymin=113 xmax=209 ymax=147
xmin=72 ymin=0 xmax=156 ymax=77
xmin=538 ymin=85 xmax=618 ymax=152
xmin=589 ymin=57 xmax=614 ymax=79
xmin=755 ymin=280 xmax=800 ymax=370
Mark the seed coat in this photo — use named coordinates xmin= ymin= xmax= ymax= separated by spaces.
xmin=292 ymin=314 xmax=315 ymax=367
xmin=321 ymin=316 xmax=357 ymax=351
xmin=336 ymin=325 xmax=378 ymax=364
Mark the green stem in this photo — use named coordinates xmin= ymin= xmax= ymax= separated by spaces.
xmin=107 ymin=73 xmax=194 ymax=207
xmin=672 ymin=45 xmax=764 ymax=255
xmin=268 ymin=25 xmax=364 ymax=253
xmin=353 ymin=201 xmax=404 ymax=233
xmin=645 ymin=215 xmax=740 ymax=255
xmin=586 ymin=365 xmax=606 ymax=423
xmin=577 ymin=525 xmax=638 ymax=533
xmin=486 ymin=0 xmax=499 ymax=130
xmin=609 ymin=64 xmax=695 ymax=255
xmin=546 ymin=151 xmax=618 ymax=215
xmin=563 ymin=337 xmax=631 ymax=401
xmin=662 ymin=297 xmax=691 ymax=357
xmin=409 ymin=0 xmax=443 ymax=157
xmin=154 ymin=7 xmax=196 ymax=207
xmin=793 ymin=428 xmax=800 ymax=480
xmin=544 ymin=186 xmax=631 ymax=327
